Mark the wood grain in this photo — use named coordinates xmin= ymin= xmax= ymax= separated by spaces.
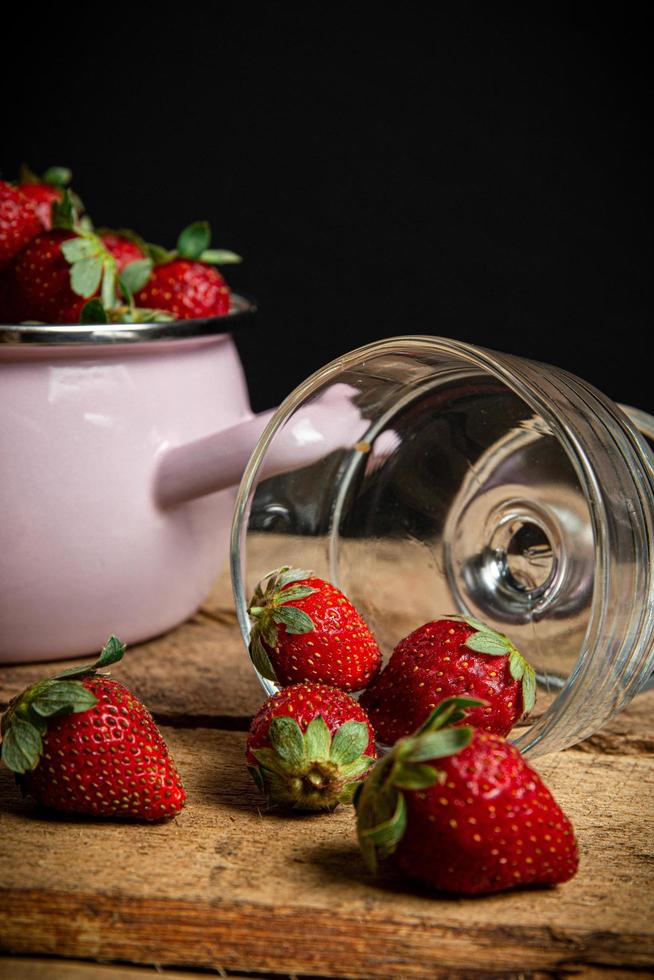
xmin=1 ymin=726 xmax=653 ymax=977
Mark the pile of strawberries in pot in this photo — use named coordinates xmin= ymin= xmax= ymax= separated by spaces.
xmin=0 ymin=166 xmax=240 ymax=325
xmin=0 ymin=564 xmax=577 ymax=899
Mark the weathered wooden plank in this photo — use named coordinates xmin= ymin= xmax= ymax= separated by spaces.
xmin=1 ymin=728 xmax=652 ymax=978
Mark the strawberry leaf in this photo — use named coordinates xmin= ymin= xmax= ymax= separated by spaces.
xmin=339 ymin=755 xmax=376 ymax=780
xmin=260 ymin=619 xmax=279 ymax=647
xmin=277 ymin=567 xmax=314 ymax=588
xmin=275 ymin=585 xmax=317 ymax=604
xmin=269 ymin=716 xmax=306 ymax=767
xmin=1 ymin=718 xmax=43 ymax=774
xmin=61 ymin=238 xmax=96 ymax=263
xmin=101 ymin=258 xmax=117 ymax=308
xmin=51 ymin=189 xmax=75 ymax=230
xmin=464 ymin=631 xmax=512 ymax=655
xmin=200 ymin=248 xmax=242 ymax=265
xmin=521 ymin=661 xmax=537 ymax=714
xmin=304 ymin=716 xmax=331 ymax=761
xmin=30 ymin=680 xmax=97 ymax=718
xmin=146 ymin=242 xmax=176 ymax=265
xmin=177 ymin=221 xmax=211 ymax=260
xmin=330 ymin=721 xmax=369 ymax=765
xmin=509 ymin=650 xmax=525 ymax=681
xmin=247 ymin=764 xmax=264 ymax=792
xmin=80 ymin=299 xmax=108 ymax=325
xmin=42 ymin=166 xmax=72 ymax=187
xmin=272 ymin=606 xmax=314 ymax=634
xmin=55 ymin=635 xmax=126 ymax=679
xmin=121 ymin=258 xmax=153 ymax=297
xmin=393 ymin=762 xmax=440 ymax=790
xmin=70 ymin=256 xmax=103 ymax=299
xmin=358 ymin=789 xmax=407 ymax=865
xmin=403 ymin=726 xmax=474 ymax=763
xmin=250 ymin=747 xmax=289 ymax=777
xmin=415 ymin=696 xmax=485 ymax=735
xmin=249 ymin=634 xmax=277 ymax=681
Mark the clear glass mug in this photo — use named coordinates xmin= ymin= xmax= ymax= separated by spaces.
xmin=230 ymin=337 xmax=654 ymax=757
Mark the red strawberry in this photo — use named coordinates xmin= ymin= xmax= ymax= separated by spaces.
xmin=17 ymin=165 xmax=72 ymax=230
xmin=247 ymin=682 xmax=376 ymax=810
xmin=356 ymin=697 xmax=578 ymax=894
xmin=11 ymin=230 xmax=88 ymax=323
xmin=360 ymin=616 xmax=535 ymax=744
xmin=101 ymin=232 xmax=145 ymax=271
xmin=0 ymin=181 xmax=41 ymax=269
xmin=135 ymin=259 xmax=230 ymax=319
xmin=19 ymin=184 xmax=62 ymax=230
xmin=0 ymin=637 xmax=186 ymax=821
xmin=134 ymin=220 xmax=240 ymax=320
xmin=247 ymin=566 xmax=382 ymax=692
xmin=11 ymin=228 xmax=123 ymax=325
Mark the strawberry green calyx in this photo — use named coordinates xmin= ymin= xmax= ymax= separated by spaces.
xmin=355 ymin=696 xmax=484 ymax=871
xmin=145 ymin=221 xmax=242 ymax=268
xmin=0 ymin=636 xmax=125 ymax=775
xmin=19 ymin=164 xmax=72 ymax=188
xmin=448 ymin=614 xmax=536 ymax=714
xmin=80 ymin=299 xmax=175 ymax=326
xmin=249 ymin=714 xmax=375 ymax=810
xmin=247 ymin=567 xmax=319 ymax=681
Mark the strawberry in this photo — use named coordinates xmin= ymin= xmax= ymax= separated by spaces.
xmin=10 ymin=195 xmax=138 ymax=324
xmin=360 ymin=615 xmax=535 ymax=743
xmin=0 ymin=181 xmax=41 ymax=269
xmin=356 ymin=696 xmax=578 ymax=894
xmin=11 ymin=230 xmax=91 ymax=324
xmin=0 ymin=637 xmax=186 ymax=821
xmin=135 ymin=220 xmax=241 ymax=320
xmin=101 ymin=232 xmax=145 ymax=271
xmin=17 ymin=165 xmax=73 ymax=230
xmin=136 ymin=259 xmax=230 ymax=319
xmin=247 ymin=682 xmax=376 ymax=810
xmin=247 ymin=566 xmax=382 ymax=692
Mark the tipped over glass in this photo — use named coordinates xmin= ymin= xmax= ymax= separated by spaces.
xmin=231 ymin=337 xmax=654 ymax=757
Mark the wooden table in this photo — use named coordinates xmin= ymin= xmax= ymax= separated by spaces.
xmin=1 ymin=571 xmax=653 ymax=980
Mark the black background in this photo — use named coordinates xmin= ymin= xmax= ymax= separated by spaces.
xmin=3 ymin=4 xmax=651 ymax=412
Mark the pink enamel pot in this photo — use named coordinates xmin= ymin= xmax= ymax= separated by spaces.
xmin=0 ymin=298 xmax=366 ymax=663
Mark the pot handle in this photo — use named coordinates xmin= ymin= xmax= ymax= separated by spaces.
xmin=154 ymin=383 xmax=370 ymax=508
xmin=154 ymin=409 xmax=276 ymax=507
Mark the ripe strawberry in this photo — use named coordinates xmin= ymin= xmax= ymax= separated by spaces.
xmin=360 ymin=616 xmax=535 ymax=743
xmin=101 ymin=232 xmax=145 ymax=271
xmin=248 ymin=566 xmax=382 ymax=692
xmin=135 ymin=259 xmax=230 ymax=319
xmin=247 ymin=682 xmax=376 ymax=810
xmin=19 ymin=184 xmax=62 ymax=231
xmin=11 ymin=226 xmax=125 ymax=325
xmin=0 ymin=181 xmax=41 ymax=269
xmin=17 ymin=165 xmax=72 ymax=230
xmin=356 ymin=697 xmax=578 ymax=894
xmin=134 ymin=220 xmax=240 ymax=320
xmin=11 ymin=230 xmax=88 ymax=323
xmin=0 ymin=637 xmax=186 ymax=821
